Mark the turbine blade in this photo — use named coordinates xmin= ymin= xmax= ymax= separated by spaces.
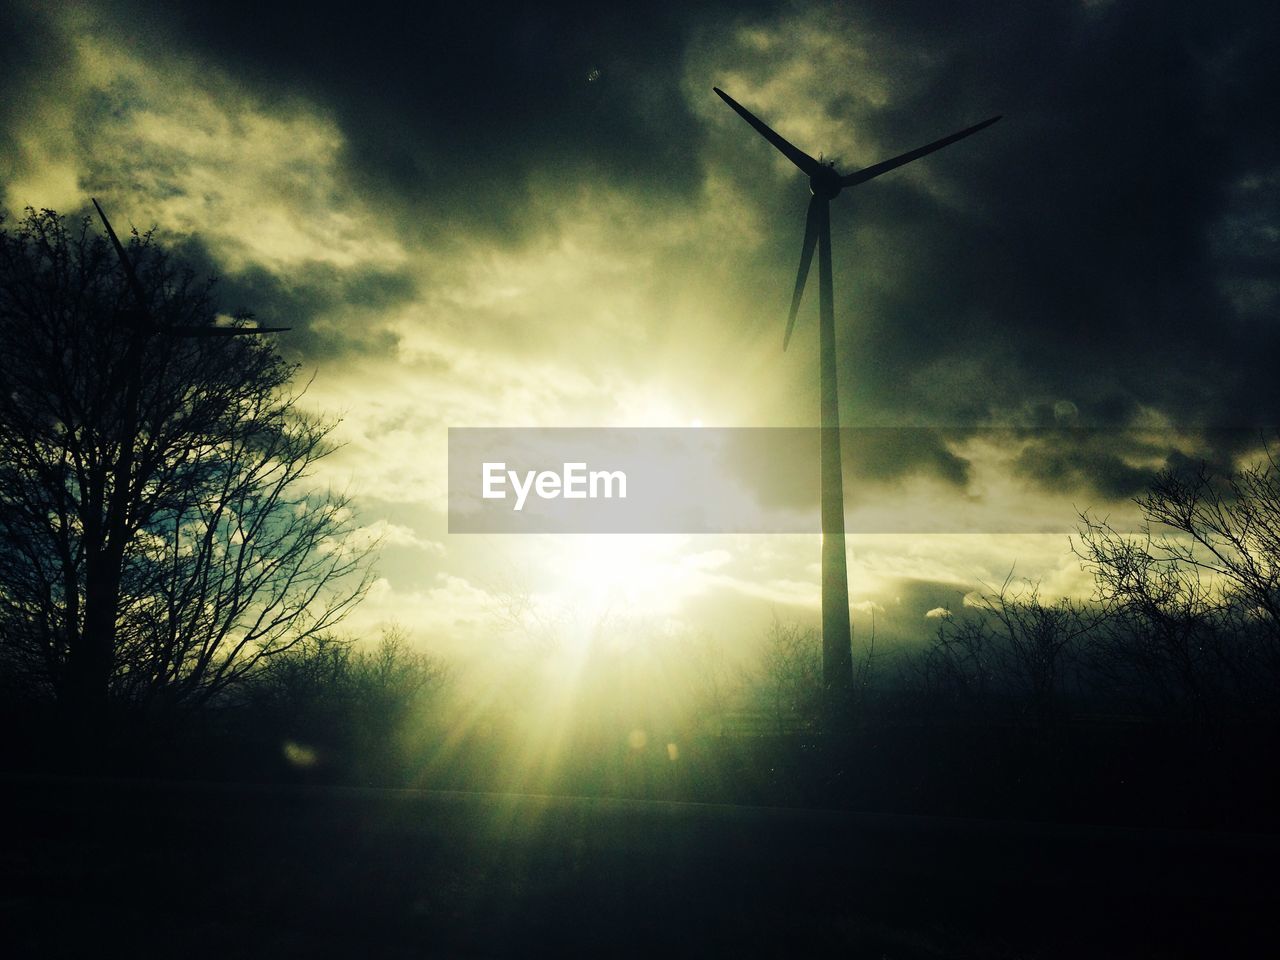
xmin=784 ymin=196 xmax=821 ymax=351
xmin=91 ymin=198 xmax=149 ymax=313
xmin=164 ymin=325 xmax=292 ymax=337
xmin=714 ymin=87 xmax=821 ymax=176
xmin=840 ymin=115 xmax=1001 ymax=188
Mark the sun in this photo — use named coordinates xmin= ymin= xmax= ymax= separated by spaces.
xmin=557 ymin=534 xmax=695 ymax=622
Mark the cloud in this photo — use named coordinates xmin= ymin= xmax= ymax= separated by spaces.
xmin=6 ymin=0 xmax=1278 ymax=653
xmin=11 ymin=0 xmax=1280 ymax=437
xmin=924 ymin=606 xmax=951 ymax=619
xmin=353 ymin=520 xmax=446 ymax=555
xmin=88 ymin=0 xmax=764 ymax=243
xmin=692 ymin=0 xmax=1280 ymax=433
xmin=4 ymin=25 xmax=405 ymax=273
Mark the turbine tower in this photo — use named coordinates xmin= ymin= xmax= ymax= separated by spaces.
xmin=714 ymin=88 xmax=999 ymax=723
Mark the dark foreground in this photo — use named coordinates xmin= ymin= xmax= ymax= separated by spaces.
xmin=4 ymin=776 xmax=1277 ymax=958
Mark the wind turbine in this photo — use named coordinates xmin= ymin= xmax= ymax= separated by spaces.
xmin=72 ymin=199 xmax=290 ymax=715
xmin=92 ymin=199 xmax=291 ymax=337
xmin=714 ymin=88 xmax=999 ymax=722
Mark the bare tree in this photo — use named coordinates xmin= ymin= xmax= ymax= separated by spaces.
xmin=1076 ymin=450 xmax=1280 ymax=727
xmin=0 ymin=208 xmax=374 ymax=719
xmin=755 ymin=620 xmax=823 ymax=735
xmin=243 ymin=625 xmax=449 ymax=780
xmin=917 ymin=610 xmax=996 ymax=715
xmin=921 ymin=575 xmax=1093 ymax=729
xmin=852 ymin=611 xmax=877 ymax=713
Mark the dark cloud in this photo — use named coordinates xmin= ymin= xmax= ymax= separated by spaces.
xmin=817 ymin=0 xmax=1280 ymax=432
xmin=165 ymin=235 xmax=417 ymax=361
xmin=9 ymin=0 xmax=1280 ymax=476
xmin=720 ymin=427 xmax=972 ymax=519
xmin=0 ymin=2 xmax=74 ymax=199
xmin=1013 ymin=433 xmax=1156 ymax=501
xmin=843 ymin=428 xmax=971 ymax=487
xmin=1011 ymin=426 xmax=1275 ymax=503
xmin=93 ymin=0 xmax=775 ymax=243
xmin=857 ymin=578 xmax=977 ymax=652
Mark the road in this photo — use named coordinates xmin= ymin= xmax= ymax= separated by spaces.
xmin=4 ymin=775 xmax=1277 ymax=957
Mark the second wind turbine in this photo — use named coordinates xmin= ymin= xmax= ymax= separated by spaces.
xmin=714 ymin=87 xmax=999 ymax=720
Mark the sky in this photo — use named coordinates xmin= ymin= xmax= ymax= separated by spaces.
xmin=2 ymin=0 xmax=1278 ymax=665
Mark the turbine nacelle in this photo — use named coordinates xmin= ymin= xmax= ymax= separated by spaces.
xmin=808 ymin=165 xmax=842 ymax=200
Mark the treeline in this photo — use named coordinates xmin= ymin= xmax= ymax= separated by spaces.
xmin=6 ymin=208 xmax=1277 ymax=829
xmin=6 ymin=447 xmax=1280 ymax=831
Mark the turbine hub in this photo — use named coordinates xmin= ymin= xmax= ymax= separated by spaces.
xmin=809 ymin=165 xmax=842 ymax=199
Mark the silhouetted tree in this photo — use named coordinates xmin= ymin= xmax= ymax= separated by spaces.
xmin=0 ymin=208 xmax=373 ymax=723
xmin=919 ymin=575 xmax=1092 ymax=729
xmin=242 ymin=625 xmax=448 ymax=781
xmin=1077 ymin=451 xmax=1280 ymax=728
xmin=916 ymin=609 xmax=997 ymax=716
xmin=756 ymin=620 xmax=823 ymax=735
xmin=750 ymin=618 xmax=877 ymax=734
